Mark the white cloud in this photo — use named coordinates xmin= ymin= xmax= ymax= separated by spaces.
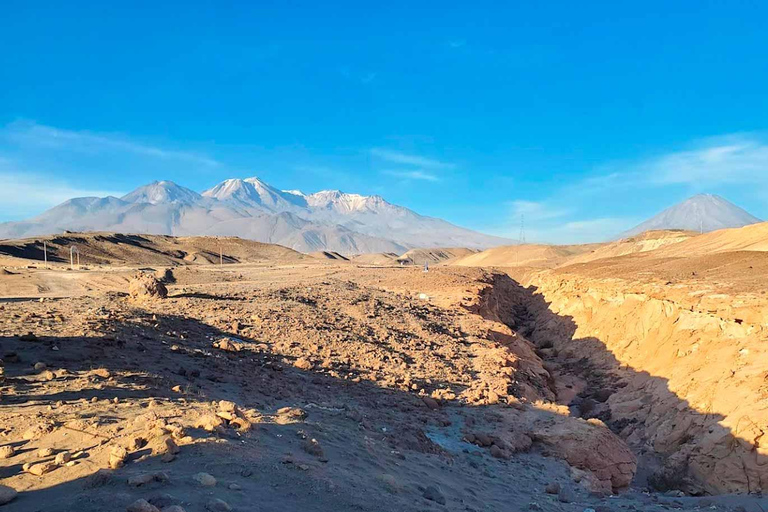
xmin=3 ymin=120 xmax=221 ymax=167
xmin=381 ymin=169 xmax=440 ymax=182
xmin=0 ymin=169 xmax=124 ymax=218
xmin=635 ymin=134 xmax=768 ymax=185
xmin=371 ymin=148 xmax=455 ymax=170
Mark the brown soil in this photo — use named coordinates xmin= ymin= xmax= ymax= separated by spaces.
xmin=0 ymin=233 xmax=766 ymax=511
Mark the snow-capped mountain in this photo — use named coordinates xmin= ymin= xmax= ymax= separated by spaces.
xmin=621 ymin=194 xmax=762 ymax=237
xmin=0 ymin=177 xmax=512 ymax=254
xmin=121 ymin=180 xmax=202 ymax=205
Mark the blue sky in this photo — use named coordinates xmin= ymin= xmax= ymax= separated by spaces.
xmin=1 ymin=1 xmax=767 ymax=243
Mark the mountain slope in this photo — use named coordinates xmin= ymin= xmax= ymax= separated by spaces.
xmin=621 ymin=194 xmax=761 ymax=237
xmin=0 ymin=177 xmax=509 ymax=254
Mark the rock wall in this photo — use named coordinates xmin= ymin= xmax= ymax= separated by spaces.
xmin=514 ymin=271 xmax=768 ymax=495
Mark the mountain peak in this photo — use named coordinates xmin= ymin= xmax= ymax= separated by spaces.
xmin=121 ymin=180 xmax=201 ymax=205
xmin=622 ymin=194 xmax=761 ymax=237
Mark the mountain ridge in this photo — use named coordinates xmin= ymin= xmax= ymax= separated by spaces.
xmin=0 ymin=177 xmax=511 ymax=254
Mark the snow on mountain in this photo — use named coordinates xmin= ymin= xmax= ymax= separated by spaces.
xmin=121 ymin=180 xmax=201 ymax=205
xmin=621 ymin=194 xmax=761 ymax=237
xmin=0 ymin=177 xmax=513 ymax=253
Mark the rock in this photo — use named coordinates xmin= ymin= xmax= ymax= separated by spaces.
xmin=34 ymin=362 xmax=47 ymax=371
xmin=0 ymin=445 xmax=14 ymax=459
xmin=161 ymin=507 xmax=186 ymax=512
xmin=128 ymin=273 xmax=168 ymax=301
xmin=423 ymin=485 xmax=446 ymax=505
xmin=532 ymin=417 xmax=636 ymax=493
xmin=54 ymin=451 xmax=71 ymax=465
xmin=19 ymin=332 xmax=39 ymax=342
xmin=276 ymin=407 xmax=307 ymax=422
xmin=109 ymin=445 xmax=128 ymax=469
xmin=302 ymin=439 xmax=324 ymax=457
xmin=192 ymin=472 xmax=217 ymax=487
xmin=558 ymin=487 xmax=576 ymax=503
xmin=294 ymin=357 xmax=313 ymax=370
xmin=205 ymin=499 xmax=232 ymax=512
xmin=194 ymin=414 xmax=225 ymax=433
xmin=422 ymin=396 xmax=440 ymax=410
xmin=0 ymin=485 xmax=17 ymax=505
xmin=37 ymin=447 xmax=54 ymax=457
xmin=218 ymin=400 xmax=237 ymax=413
xmin=155 ymin=268 xmax=175 ymax=284
xmin=490 ymin=444 xmax=509 ymax=459
xmin=128 ymin=472 xmax=169 ymax=486
xmin=27 ymin=462 xmax=56 ymax=476
xmin=545 ymin=482 xmax=560 ymax=494
xmin=213 ymin=337 xmax=243 ymax=352
xmin=127 ymin=499 xmax=160 ymax=512
xmin=125 ymin=436 xmax=147 ymax=451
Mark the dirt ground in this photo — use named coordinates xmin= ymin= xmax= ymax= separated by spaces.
xmin=1 ymin=249 xmax=766 ymax=511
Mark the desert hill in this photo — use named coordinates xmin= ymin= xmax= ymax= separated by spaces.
xmin=0 ymin=232 xmax=306 ymax=267
xmin=452 ymin=243 xmax=600 ymax=269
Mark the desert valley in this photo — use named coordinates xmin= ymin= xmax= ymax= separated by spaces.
xmin=1 ymin=187 xmax=767 ymax=512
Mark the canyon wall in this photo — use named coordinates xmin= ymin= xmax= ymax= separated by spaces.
xmin=511 ymin=270 xmax=768 ymax=495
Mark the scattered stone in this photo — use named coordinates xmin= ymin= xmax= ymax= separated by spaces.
xmin=228 ymin=483 xmax=241 ymax=491
xmin=128 ymin=472 xmax=169 ymax=487
xmin=54 ymin=451 xmax=71 ymax=465
xmin=302 ymin=438 xmax=324 ymax=457
xmin=0 ymin=485 xmax=17 ymax=505
xmin=213 ymin=337 xmax=243 ymax=352
xmin=34 ymin=362 xmax=47 ymax=371
xmin=423 ymin=485 xmax=446 ymax=505
xmin=160 ymin=507 xmax=186 ymax=512
xmin=129 ymin=273 xmax=168 ymax=301
xmin=27 ymin=461 xmax=56 ymax=476
xmin=545 ymin=482 xmax=560 ymax=494
xmin=294 ymin=357 xmax=313 ymax=370
xmin=276 ymin=407 xmax=307 ymax=421
xmin=558 ymin=487 xmax=576 ymax=503
xmin=422 ymin=396 xmax=440 ymax=410
xmin=19 ymin=332 xmax=39 ymax=342
xmin=192 ymin=472 xmax=217 ymax=487
xmin=0 ymin=445 xmax=14 ymax=459
xmin=109 ymin=445 xmax=128 ymax=469
xmin=126 ymin=499 xmax=160 ymax=512
xmin=205 ymin=498 xmax=231 ymax=512
xmin=195 ymin=414 xmax=225 ymax=433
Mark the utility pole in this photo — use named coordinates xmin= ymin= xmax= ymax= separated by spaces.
xmin=219 ymin=243 xmax=223 ymax=266
xmin=43 ymin=241 xmax=47 ymax=267
xmin=70 ymin=246 xmax=75 ymax=270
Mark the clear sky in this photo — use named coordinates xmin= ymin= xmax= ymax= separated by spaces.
xmin=1 ymin=1 xmax=767 ymax=242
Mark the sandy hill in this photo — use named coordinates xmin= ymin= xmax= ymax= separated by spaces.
xmin=452 ymin=243 xmax=600 ymax=269
xmin=648 ymin=221 xmax=768 ymax=258
xmin=567 ymin=230 xmax=697 ymax=265
xmin=396 ymin=247 xmax=478 ymax=266
xmin=0 ymin=232 xmax=306 ymax=267
xmin=350 ymin=252 xmax=399 ymax=265
xmin=309 ymin=251 xmax=349 ymax=261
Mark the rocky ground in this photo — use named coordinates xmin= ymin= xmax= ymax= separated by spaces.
xmin=0 ymin=257 xmax=766 ymax=511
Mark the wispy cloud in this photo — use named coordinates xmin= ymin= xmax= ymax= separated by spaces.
xmin=447 ymin=39 xmax=466 ymax=49
xmin=4 ymin=120 xmax=221 ymax=167
xmin=371 ymin=148 xmax=455 ymax=170
xmin=508 ymin=200 xmax=570 ymax=222
xmin=636 ymin=134 xmax=768 ymax=185
xmin=381 ymin=169 xmax=440 ymax=182
xmin=0 ymin=167 xmax=124 ymax=219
